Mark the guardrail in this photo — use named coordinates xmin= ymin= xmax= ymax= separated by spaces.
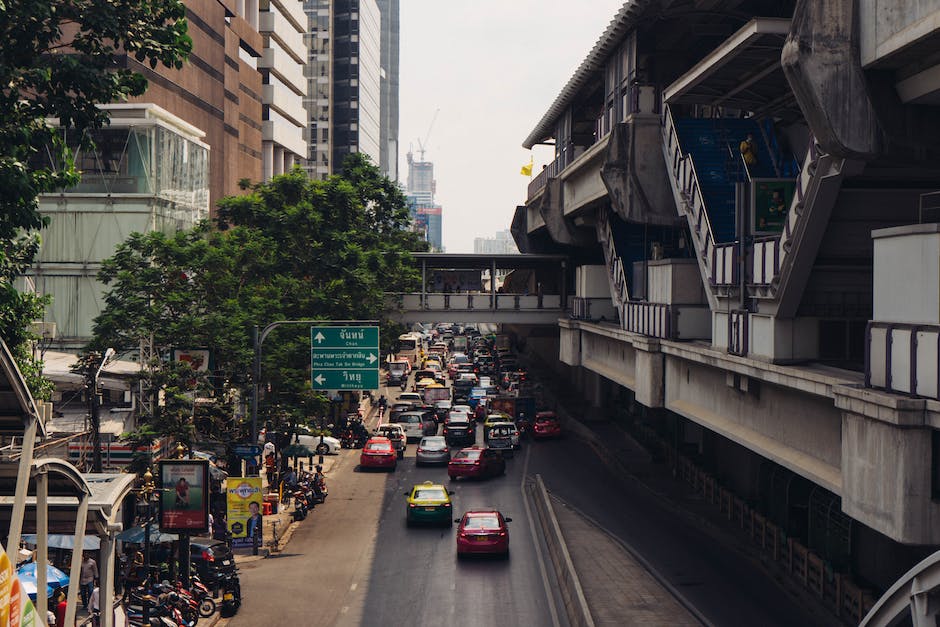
xmin=866 ymin=321 xmax=940 ymax=399
xmin=728 ymin=310 xmax=748 ymax=356
xmin=624 ymin=302 xmax=673 ymax=339
xmin=387 ymin=293 xmax=564 ymax=313
xmin=597 ymin=209 xmax=630 ymax=317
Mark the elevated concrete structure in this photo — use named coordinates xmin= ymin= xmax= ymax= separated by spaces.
xmin=514 ymin=0 xmax=940 ymax=613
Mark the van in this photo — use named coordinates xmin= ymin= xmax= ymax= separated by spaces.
xmin=391 ymin=411 xmax=427 ymax=442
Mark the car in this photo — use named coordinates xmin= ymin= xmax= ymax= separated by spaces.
xmin=416 ymin=436 xmax=451 ymax=466
xmin=485 ymin=423 xmax=518 ymax=457
xmin=448 ymin=446 xmax=505 ymax=481
xmin=483 ymin=413 xmax=512 ymax=438
xmin=390 ymin=411 xmax=428 ymax=442
xmin=532 ymin=411 xmax=563 ymax=439
xmin=293 ymin=433 xmax=342 ymax=455
xmin=374 ymin=424 xmax=407 ymax=458
xmin=398 ymin=392 xmax=423 ymax=405
xmin=190 ymin=538 xmax=237 ymax=586
xmin=443 ymin=415 xmax=475 ymax=446
xmin=456 ymin=371 xmax=479 ymax=385
xmin=433 ymin=399 xmax=453 ymax=421
xmin=451 ymin=404 xmax=473 ymax=416
xmin=404 ymin=481 xmax=455 ymax=526
xmin=360 ymin=437 xmax=397 ymax=470
xmin=455 ymin=511 xmax=512 ymax=558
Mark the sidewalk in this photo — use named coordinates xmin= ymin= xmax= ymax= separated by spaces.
xmin=550 ymin=494 xmax=701 ymax=626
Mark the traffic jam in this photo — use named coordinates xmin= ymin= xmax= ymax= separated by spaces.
xmin=362 ymin=325 xmax=563 ymax=558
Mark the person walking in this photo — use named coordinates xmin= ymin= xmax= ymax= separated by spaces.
xmin=80 ymin=553 xmax=98 ymax=611
xmin=739 ymin=133 xmax=758 ymax=166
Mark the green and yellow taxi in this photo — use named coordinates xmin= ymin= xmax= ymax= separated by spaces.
xmin=404 ymin=481 xmax=454 ymax=526
xmin=483 ymin=412 xmax=512 ymax=440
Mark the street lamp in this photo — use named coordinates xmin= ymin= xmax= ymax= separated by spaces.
xmin=90 ymin=347 xmax=115 ymax=472
xmin=138 ymin=468 xmax=157 ymax=623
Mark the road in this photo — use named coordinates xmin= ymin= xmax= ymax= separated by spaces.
xmin=226 ymin=372 xmax=826 ymax=626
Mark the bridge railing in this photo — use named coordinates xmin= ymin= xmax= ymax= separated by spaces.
xmin=387 ymin=292 xmax=564 ymax=313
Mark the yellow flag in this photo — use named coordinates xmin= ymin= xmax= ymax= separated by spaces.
xmin=520 ymin=157 xmax=533 ymax=177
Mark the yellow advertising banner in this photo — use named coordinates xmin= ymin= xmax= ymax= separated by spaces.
xmin=226 ymin=477 xmax=263 ymax=548
xmin=0 ymin=541 xmax=37 ymax=627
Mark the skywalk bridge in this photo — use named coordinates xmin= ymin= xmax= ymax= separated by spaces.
xmin=386 ymin=253 xmax=570 ymax=324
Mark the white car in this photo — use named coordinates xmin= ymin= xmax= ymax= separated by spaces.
xmin=295 ymin=434 xmax=342 ymax=455
xmin=398 ymin=392 xmax=423 ymax=405
xmin=451 ymin=404 xmax=472 ymax=415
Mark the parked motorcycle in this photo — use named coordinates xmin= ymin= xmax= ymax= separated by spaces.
xmin=218 ymin=572 xmax=242 ymax=617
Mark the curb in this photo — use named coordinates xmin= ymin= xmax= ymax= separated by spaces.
xmin=526 ymin=473 xmax=595 ymax=627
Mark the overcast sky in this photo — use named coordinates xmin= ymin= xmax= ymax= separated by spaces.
xmin=398 ymin=1 xmax=626 ymax=253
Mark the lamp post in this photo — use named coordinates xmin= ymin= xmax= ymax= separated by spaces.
xmin=139 ymin=468 xmax=156 ymax=624
xmin=90 ymin=347 xmax=115 ymax=472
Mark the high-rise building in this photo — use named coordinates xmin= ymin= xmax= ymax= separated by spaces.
xmin=304 ymin=0 xmax=332 ymax=180
xmin=405 ymin=150 xmax=442 ymax=251
xmin=260 ymin=0 xmax=309 ymax=179
xmin=377 ymin=0 xmax=400 ymax=181
xmin=474 ymin=230 xmax=518 ymax=255
xmin=332 ymin=0 xmax=382 ymax=172
xmin=304 ymin=0 xmax=397 ymax=178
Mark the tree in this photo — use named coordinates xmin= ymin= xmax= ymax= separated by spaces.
xmin=0 ymin=0 xmax=191 ymax=397
xmin=91 ymin=155 xmax=427 ymax=440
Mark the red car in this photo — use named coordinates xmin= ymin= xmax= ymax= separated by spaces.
xmin=455 ymin=510 xmax=512 ymax=558
xmin=448 ymin=446 xmax=505 ymax=481
xmin=360 ymin=437 xmax=397 ymax=471
xmin=532 ymin=411 xmax=562 ymax=439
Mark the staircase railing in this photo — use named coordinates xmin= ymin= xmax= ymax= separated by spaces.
xmin=597 ymin=209 xmax=630 ymax=323
xmin=662 ymin=105 xmax=737 ymax=287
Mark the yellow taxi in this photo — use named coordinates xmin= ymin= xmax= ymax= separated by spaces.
xmin=404 ymin=481 xmax=454 ymax=526
xmin=483 ymin=412 xmax=513 ymax=440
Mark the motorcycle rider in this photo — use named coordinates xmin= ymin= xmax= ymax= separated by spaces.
xmin=377 ymin=395 xmax=387 ymax=417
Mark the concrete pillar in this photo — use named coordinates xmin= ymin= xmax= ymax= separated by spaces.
xmin=35 ymin=471 xmax=48 ymax=622
xmin=262 ymin=142 xmax=274 ymax=181
xmin=273 ymin=147 xmax=285 ymax=177
xmin=64 ymin=494 xmax=89 ymax=627
xmin=100 ymin=532 xmax=115 ymax=627
xmin=633 ymin=337 xmax=664 ymax=408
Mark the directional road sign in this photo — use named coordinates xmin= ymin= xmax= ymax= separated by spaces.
xmin=310 ymin=325 xmax=380 ymax=390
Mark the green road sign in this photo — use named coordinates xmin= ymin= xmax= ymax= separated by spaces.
xmin=310 ymin=325 xmax=380 ymax=390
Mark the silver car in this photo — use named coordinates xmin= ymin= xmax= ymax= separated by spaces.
xmin=415 ymin=436 xmax=451 ymax=466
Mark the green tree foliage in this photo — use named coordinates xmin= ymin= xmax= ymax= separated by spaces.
xmin=0 ymin=0 xmax=191 ymax=397
xmin=92 ymin=154 xmax=426 ymax=440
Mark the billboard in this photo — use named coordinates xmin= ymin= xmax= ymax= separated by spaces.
xmin=226 ymin=477 xmax=263 ymax=548
xmin=751 ymin=179 xmax=795 ymax=234
xmin=158 ymin=459 xmax=210 ymax=534
xmin=430 ymin=270 xmax=482 ymax=292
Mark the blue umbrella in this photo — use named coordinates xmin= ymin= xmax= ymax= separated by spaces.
xmin=21 ymin=534 xmax=100 ymax=550
xmin=16 ymin=562 xmax=69 ymax=591
xmin=17 ymin=577 xmax=55 ymax=602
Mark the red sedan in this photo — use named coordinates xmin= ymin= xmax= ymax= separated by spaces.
xmin=455 ymin=510 xmax=512 ymax=558
xmin=448 ymin=446 xmax=505 ymax=481
xmin=360 ymin=437 xmax=397 ymax=471
xmin=532 ymin=411 xmax=562 ymax=439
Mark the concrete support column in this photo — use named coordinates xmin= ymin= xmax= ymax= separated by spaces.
xmin=262 ymin=142 xmax=274 ymax=181
xmin=65 ymin=494 xmax=89 ymax=627
xmin=273 ymin=147 xmax=285 ymax=177
xmin=633 ymin=337 xmax=664 ymax=408
xmin=99 ymin=531 xmax=116 ymax=627
xmin=35 ymin=470 xmax=48 ymax=622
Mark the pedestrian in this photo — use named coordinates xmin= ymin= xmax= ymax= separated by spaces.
xmin=264 ymin=452 xmax=276 ymax=490
xmin=739 ymin=132 xmax=758 ymax=166
xmin=79 ymin=553 xmax=98 ymax=611
xmin=90 ymin=582 xmax=100 ymax=626
xmin=55 ymin=590 xmax=67 ymax=627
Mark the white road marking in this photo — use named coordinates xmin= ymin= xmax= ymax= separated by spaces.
xmin=341 ymin=606 xmax=349 ymax=614
xmin=521 ymin=443 xmax=561 ymax=627
xmin=349 ymin=582 xmax=358 ymax=591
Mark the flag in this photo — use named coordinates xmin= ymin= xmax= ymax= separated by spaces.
xmin=520 ymin=156 xmax=533 ymax=177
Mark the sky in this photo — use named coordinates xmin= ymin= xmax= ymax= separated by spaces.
xmin=398 ymin=1 xmax=626 ymax=253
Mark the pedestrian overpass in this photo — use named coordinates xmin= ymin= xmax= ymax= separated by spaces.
xmin=386 ymin=253 xmax=569 ymax=324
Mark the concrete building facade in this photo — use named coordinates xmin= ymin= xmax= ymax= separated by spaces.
xmin=377 ymin=0 xmax=400 ymax=181
xmin=260 ymin=0 xmax=308 ymax=179
xmin=514 ymin=0 xmax=940 ymax=615
xmin=304 ymin=0 xmax=333 ymax=180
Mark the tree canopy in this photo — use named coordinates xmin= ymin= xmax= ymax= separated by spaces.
xmin=0 ymin=0 xmax=191 ymax=397
xmin=91 ymin=155 xmax=426 ymax=443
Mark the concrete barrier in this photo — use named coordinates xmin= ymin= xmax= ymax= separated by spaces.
xmin=526 ymin=474 xmax=595 ymax=627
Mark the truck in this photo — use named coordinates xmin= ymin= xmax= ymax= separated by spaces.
xmin=495 ymin=334 xmax=512 ymax=351
xmin=452 ymin=335 xmax=468 ymax=352
xmin=423 ymin=385 xmax=451 ymax=404
xmin=488 ymin=396 xmax=535 ymax=421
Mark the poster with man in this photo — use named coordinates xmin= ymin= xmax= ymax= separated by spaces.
xmin=752 ymin=179 xmax=795 ymax=234
xmin=226 ymin=477 xmax=263 ymax=548
xmin=159 ymin=460 xmax=209 ymax=534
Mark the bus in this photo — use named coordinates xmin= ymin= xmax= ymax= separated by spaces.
xmin=395 ymin=332 xmax=421 ymax=365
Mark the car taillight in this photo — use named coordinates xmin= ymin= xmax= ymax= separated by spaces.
xmin=444 ymin=502 xmax=451 ymax=507
xmin=498 ymin=531 xmax=507 ymax=537
xmin=408 ymin=503 xmax=416 ymax=508
xmin=202 ymin=550 xmax=214 ymax=562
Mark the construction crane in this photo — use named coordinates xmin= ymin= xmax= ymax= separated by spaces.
xmin=415 ymin=108 xmax=440 ymax=162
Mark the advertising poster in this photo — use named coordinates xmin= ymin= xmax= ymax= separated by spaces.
xmin=430 ymin=270 xmax=483 ymax=293
xmin=752 ymin=179 xmax=795 ymax=234
xmin=159 ymin=460 xmax=210 ymax=534
xmin=227 ymin=477 xmax=263 ymax=548
xmin=0 ymin=542 xmax=37 ymax=627
xmin=172 ymin=348 xmax=211 ymax=372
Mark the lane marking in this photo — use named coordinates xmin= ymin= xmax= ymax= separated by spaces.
xmin=521 ymin=443 xmax=561 ymax=627
xmin=349 ymin=582 xmax=358 ymax=591
xmin=341 ymin=606 xmax=349 ymax=614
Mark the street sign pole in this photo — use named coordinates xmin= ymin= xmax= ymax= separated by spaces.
xmin=251 ymin=320 xmax=379 ymax=452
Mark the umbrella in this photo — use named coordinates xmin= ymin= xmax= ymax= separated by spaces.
xmin=16 ymin=562 xmax=69 ymax=589
xmin=17 ymin=578 xmax=54 ymax=602
xmin=115 ymin=523 xmax=179 ymax=544
xmin=21 ymin=534 xmax=100 ymax=550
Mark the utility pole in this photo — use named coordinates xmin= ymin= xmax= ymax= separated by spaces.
xmin=88 ymin=348 xmax=115 ymax=473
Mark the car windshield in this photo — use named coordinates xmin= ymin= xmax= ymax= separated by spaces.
xmin=378 ymin=428 xmax=401 ymax=438
xmin=413 ymin=488 xmax=447 ymax=500
xmin=454 ymin=449 xmax=481 ymax=460
xmin=537 ymin=417 xmax=557 ymax=424
xmin=464 ymin=515 xmax=501 ymax=530
xmin=420 ymin=437 xmax=446 ymax=449
xmin=447 ymin=418 xmax=469 ymax=427
xmin=491 ymin=426 xmax=512 ymax=436
xmin=367 ymin=442 xmax=392 ymax=451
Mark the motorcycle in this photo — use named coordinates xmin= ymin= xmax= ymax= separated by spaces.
xmin=187 ymin=574 xmax=217 ymax=618
xmin=218 ymin=572 xmax=242 ymax=618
